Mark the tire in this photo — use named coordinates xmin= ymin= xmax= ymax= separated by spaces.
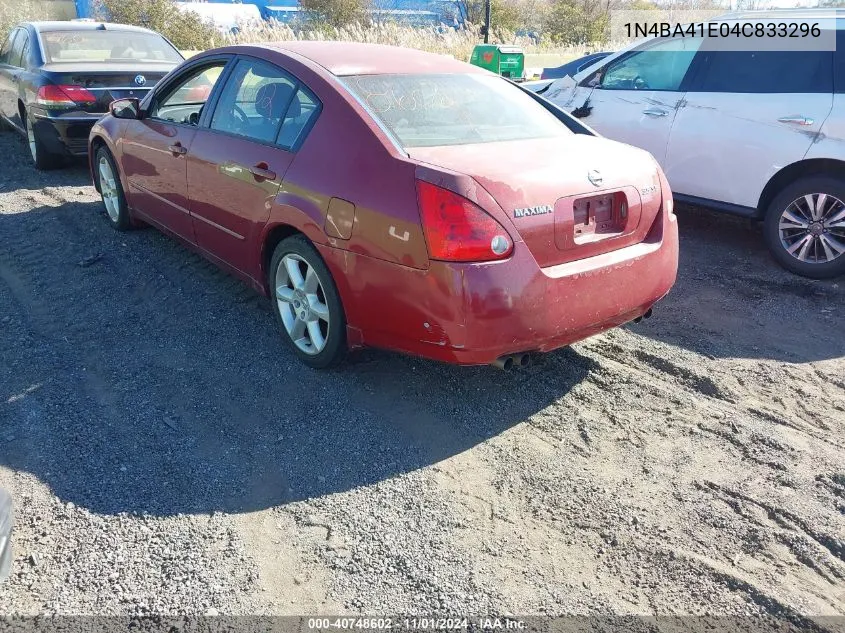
xmin=0 ymin=487 xmax=11 ymax=582
xmin=24 ymin=112 xmax=59 ymax=170
xmin=763 ymin=176 xmax=845 ymax=279
xmin=269 ymin=235 xmax=346 ymax=369
xmin=94 ymin=146 xmax=132 ymax=231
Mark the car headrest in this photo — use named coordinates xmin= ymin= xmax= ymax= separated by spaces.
xmin=255 ymin=82 xmax=294 ymax=120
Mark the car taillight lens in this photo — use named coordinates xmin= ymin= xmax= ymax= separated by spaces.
xmin=416 ymin=180 xmax=513 ymax=262
xmin=36 ymin=85 xmax=97 ymax=106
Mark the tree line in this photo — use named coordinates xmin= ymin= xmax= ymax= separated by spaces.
xmin=302 ymin=0 xmax=750 ymax=45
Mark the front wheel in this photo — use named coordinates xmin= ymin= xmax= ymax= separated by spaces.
xmin=94 ymin=146 xmax=132 ymax=231
xmin=269 ymin=236 xmax=346 ymax=369
xmin=763 ymin=176 xmax=845 ymax=279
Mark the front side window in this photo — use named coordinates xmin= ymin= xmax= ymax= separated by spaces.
xmin=600 ymin=37 xmax=701 ymax=91
xmin=9 ymin=31 xmax=27 ymax=68
xmin=342 ymin=73 xmax=572 ymax=148
xmin=0 ymin=30 xmax=18 ymax=65
xmin=693 ymin=49 xmax=832 ymax=94
xmin=150 ymin=63 xmax=226 ymax=125
xmin=40 ymin=30 xmax=182 ymax=64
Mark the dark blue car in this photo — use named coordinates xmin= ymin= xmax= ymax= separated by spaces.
xmin=541 ymin=51 xmax=612 ymax=80
xmin=0 ymin=21 xmax=182 ymax=169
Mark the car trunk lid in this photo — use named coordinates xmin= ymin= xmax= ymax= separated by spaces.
xmin=40 ymin=63 xmax=176 ymax=113
xmin=408 ymin=136 xmax=664 ymax=268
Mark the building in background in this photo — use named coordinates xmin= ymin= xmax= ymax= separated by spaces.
xmin=72 ymin=0 xmax=467 ymax=27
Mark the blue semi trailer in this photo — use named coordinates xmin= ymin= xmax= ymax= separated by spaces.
xmin=74 ymin=0 xmax=467 ymax=26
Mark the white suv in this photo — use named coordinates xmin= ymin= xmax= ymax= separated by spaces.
xmin=543 ymin=10 xmax=845 ymax=279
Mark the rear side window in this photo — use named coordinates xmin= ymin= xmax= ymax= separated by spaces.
xmin=20 ymin=36 xmax=31 ymax=69
xmin=211 ymin=59 xmax=297 ymax=144
xmin=276 ymin=88 xmax=320 ymax=150
xmin=692 ymin=49 xmax=833 ymax=94
xmin=210 ymin=58 xmax=320 ymax=150
xmin=343 ymin=73 xmax=571 ymax=148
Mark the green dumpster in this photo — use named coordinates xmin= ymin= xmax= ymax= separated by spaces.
xmin=469 ymin=44 xmax=526 ymax=81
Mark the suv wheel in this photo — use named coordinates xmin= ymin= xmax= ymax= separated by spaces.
xmin=764 ymin=176 xmax=845 ymax=279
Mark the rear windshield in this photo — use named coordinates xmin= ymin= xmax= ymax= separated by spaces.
xmin=342 ymin=73 xmax=571 ymax=148
xmin=40 ymin=30 xmax=183 ymax=64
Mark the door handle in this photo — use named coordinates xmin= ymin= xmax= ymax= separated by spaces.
xmin=168 ymin=143 xmax=187 ymax=156
xmin=642 ymin=108 xmax=668 ymax=117
xmin=778 ymin=115 xmax=814 ymax=126
xmin=249 ymin=163 xmax=277 ymax=181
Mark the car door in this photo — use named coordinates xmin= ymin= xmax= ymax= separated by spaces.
xmin=0 ymin=29 xmax=22 ymax=126
xmin=187 ymin=57 xmax=320 ymax=275
xmin=665 ymin=48 xmax=835 ymax=209
xmin=806 ymin=30 xmax=845 ymax=164
xmin=555 ymin=36 xmax=701 ymax=163
xmin=121 ymin=58 xmax=230 ymax=242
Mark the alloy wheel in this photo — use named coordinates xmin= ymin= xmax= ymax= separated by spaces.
xmin=275 ymin=254 xmax=331 ymax=355
xmin=778 ymin=192 xmax=845 ymax=264
xmin=26 ymin=118 xmax=36 ymax=163
xmin=98 ymin=156 xmax=121 ymax=223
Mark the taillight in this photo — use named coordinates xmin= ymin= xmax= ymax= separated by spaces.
xmin=416 ymin=180 xmax=513 ymax=262
xmin=36 ymin=85 xmax=97 ymax=107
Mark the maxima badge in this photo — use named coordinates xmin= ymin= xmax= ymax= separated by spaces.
xmin=514 ymin=205 xmax=553 ymax=218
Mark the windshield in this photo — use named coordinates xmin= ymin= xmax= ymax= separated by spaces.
xmin=343 ymin=73 xmax=571 ymax=148
xmin=40 ymin=30 xmax=183 ymax=64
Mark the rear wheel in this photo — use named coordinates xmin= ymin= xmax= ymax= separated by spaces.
xmin=24 ymin=112 xmax=59 ymax=170
xmin=764 ymin=176 xmax=845 ymax=279
xmin=269 ymin=236 xmax=346 ymax=369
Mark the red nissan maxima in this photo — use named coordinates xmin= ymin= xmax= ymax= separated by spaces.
xmin=89 ymin=42 xmax=678 ymax=369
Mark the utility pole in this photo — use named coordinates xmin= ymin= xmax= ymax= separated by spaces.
xmin=484 ymin=0 xmax=492 ymax=43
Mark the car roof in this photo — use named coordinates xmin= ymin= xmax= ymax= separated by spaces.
xmin=253 ymin=41 xmax=485 ymax=76
xmin=26 ymin=21 xmax=162 ymax=35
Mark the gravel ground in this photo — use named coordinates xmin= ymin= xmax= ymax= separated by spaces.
xmin=0 ymin=128 xmax=843 ymax=623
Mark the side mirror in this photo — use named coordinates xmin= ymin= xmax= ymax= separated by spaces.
xmin=0 ymin=489 xmax=12 ymax=582
xmin=110 ymin=97 xmax=140 ymax=120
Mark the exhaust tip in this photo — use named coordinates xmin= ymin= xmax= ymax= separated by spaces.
xmin=517 ymin=353 xmax=531 ymax=368
xmin=492 ymin=356 xmax=514 ymax=370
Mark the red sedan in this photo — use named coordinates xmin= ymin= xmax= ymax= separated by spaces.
xmin=89 ymin=42 xmax=678 ymax=369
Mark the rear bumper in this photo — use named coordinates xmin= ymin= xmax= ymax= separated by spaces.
xmin=320 ymin=208 xmax=679 ymax=366
xmin=31 ymin=114 xmax=103 ymax=156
